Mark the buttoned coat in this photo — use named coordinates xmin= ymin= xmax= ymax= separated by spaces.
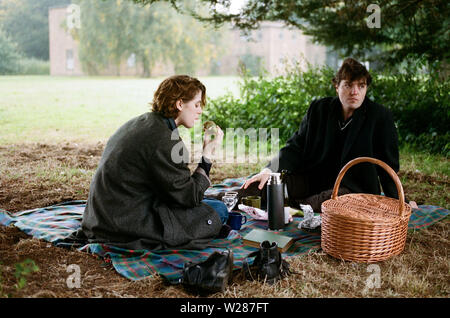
xmin=76 ymin=112 xmax=222 ymax=250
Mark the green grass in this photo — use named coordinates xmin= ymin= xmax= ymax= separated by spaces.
xmin=400 ymin=145 xmax=449 ymax=177
xmin=399 ymin=146 xmax=449 ymax=208
xmin=0 ymin=75 xmax=240 ymax=144
xmin=35 ymin=165 xmax=92 ymax=183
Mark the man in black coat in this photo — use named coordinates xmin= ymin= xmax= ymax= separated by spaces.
xmin=242 ymin=58 xmax=417 ymax=211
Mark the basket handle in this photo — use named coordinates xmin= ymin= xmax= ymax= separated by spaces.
xmin=331 ymin=157 xmax=406 ymax=216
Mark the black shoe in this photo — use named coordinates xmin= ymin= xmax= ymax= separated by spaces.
xmin=182 ymin=249 xmax=234 ymax=294
xmin=243 ymin=240 xmax=290 ymax=284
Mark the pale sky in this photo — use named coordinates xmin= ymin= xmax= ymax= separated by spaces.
xmin=225 ymin=0 xmax=247 ymax=14
xmin=216 ymin=0 xmax=247 ymax=13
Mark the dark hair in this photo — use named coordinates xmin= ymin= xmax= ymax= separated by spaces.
xmin=151 ymin=75 xmax=206 ymax=118
xmin=332 ymin=58 xmax=372 ymax=87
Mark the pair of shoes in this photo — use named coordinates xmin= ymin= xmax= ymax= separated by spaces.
xmin=182 ymin=249 xmax=234 ymax=294
xmin=243 ymin=240 xmax=291 ymax=284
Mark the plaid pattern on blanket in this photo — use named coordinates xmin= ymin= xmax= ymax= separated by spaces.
xmin=1 ymin=199 xmax=448 ymax=283
xmin=204 ymin=177 xmax=248 ymax=199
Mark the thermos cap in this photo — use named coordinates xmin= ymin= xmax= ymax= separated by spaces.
xmin=268 ymin=172 xmax=282 ymax=185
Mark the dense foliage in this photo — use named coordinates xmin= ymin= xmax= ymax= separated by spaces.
xmin=0 ymin=28 xmax=21 ymax=74
xmin=0 ymin=28 xmax=49 ymax=75
xmin=205 ymin=64 xmax=449 ymax=155
xmin=369 ymin=73 xmax=449 ymax=155
xmin=205 ymin=64 xmax=335 ymax=142
xmin=0 ymin=0 xmax=70 ymax=60
xmin=130 ymin=0 xmax=450 ymax=72
xmin=15 ymin=58 xmax=50 ymax=75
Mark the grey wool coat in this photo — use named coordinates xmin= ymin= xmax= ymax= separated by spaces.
xmin=72 ymin=112 xmax=222 ymax=250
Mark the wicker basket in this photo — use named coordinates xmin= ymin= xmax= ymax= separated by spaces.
xmin=321 ymin=157 xmax=412 ymax=263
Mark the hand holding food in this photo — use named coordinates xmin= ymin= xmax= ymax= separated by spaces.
xmin=202 ymin=121 xmax=223 ymax=159
xmin=203 ymin=120 xmax=217 ymax=133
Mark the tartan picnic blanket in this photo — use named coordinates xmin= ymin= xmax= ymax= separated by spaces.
xmin=204 ymin=177 xmax=249 ymax=199
xmin=1 ymin=193 xmax=448 ymax=283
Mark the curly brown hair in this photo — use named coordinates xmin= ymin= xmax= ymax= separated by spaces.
xmin=332 ymin=58 xmax=372 ymax=87
xmin=151 ymin=75 xmax=206 ymax=118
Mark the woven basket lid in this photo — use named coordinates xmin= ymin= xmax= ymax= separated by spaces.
xmin=322 ymin=193 xmax=412 ymax=224
xmin=321 ymin=157 xmax=412 ymax=224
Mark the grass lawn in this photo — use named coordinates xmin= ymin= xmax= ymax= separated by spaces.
xmin=0 ymin=75 xmax=448 ymax=298
xmin=0 ymin=75 xmax=240 ymax=144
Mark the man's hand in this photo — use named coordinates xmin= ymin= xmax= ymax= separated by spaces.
xmin=241 ymin=168 xmax=272 ymax=190
xmin=202 ymin=125 xmax=223 ymax=159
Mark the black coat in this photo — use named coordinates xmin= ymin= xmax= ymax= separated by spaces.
xmin=268 ymin=96 xmax=400 ymax=199
xmin=75 ymin=112 xmax=222 ymax=250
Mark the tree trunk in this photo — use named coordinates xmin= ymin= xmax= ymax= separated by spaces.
xmin=141 ymin=55 xmax=151 ymax=78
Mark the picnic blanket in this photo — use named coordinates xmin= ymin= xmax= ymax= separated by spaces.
xmin=1 ymin=195 xmax=448 ymax=283
xmin=204 ymin=177 xmax=248 ymax=199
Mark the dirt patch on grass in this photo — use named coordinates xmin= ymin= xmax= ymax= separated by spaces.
xmin=0 ymin=143 xmax=448 ymax=298
xmin=0 ymin=143 xmax=103 ymax=213
xmin=399 ymin=170 xmax=449 ymax=207
xmin=0 ymin=225 xmax=176 ymax=298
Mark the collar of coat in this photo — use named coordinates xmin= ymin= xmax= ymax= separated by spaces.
xmin=159 ymin=114 xmax=177 ymax=131
xmin=330 ymin=96 xmax=369 ymax=161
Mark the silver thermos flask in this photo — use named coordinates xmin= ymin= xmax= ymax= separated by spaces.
xmin=267 ymin=172 xmax=285 ymax=231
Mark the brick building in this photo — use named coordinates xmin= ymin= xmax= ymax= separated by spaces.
xmin=218 ymin=21 xmax=331 ymax=75
xmin=49 ymin=5 xmax=83 ymax=76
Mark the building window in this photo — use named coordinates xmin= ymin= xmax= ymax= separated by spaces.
xmin=127 ymin=53 xmax=136 ymax=68
xmin=258 ymin=32 xmax=263 ymax=41
xmin=66 ymin=49 xmax=74 ymax=70
xmin=240 ymin=33 xmax=252 ymax=42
